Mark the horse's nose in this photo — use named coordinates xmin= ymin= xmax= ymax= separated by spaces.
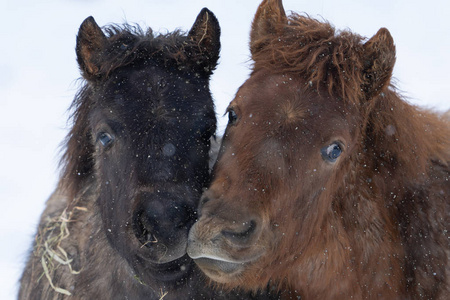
xmin=196 ymin=190 xmax=262 ymax=247
xmin=221 ymin=220 xmax=258 ymax=246
xmin=133 ymin=191 xmax=195 ymax=247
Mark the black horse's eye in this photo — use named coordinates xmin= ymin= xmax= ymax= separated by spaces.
xmin=98 ymin=132 xmax=114 ymax=148
xmin=321 ymin=142 xmax=342 ymax=163
xmin=227 ymin=108 xmax=238 ymax=125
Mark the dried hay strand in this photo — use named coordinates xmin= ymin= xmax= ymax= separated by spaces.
xmin=159 ymin=288 xmax=168 ymax=299
xmin=34 ymin=206 xmax=87 ymax=296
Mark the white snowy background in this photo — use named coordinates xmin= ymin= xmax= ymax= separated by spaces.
xmin=1 ymin=0 xmax=449 ymax=298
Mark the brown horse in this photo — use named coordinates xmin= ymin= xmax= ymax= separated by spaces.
xmin=18 ymin=9 xmax=273 ymax=300
xmin=187 ymin=0 xmax=450 ymax=299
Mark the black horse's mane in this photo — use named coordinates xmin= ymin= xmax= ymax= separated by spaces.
xmin=95 ymin=23 xmax=217 ymax=78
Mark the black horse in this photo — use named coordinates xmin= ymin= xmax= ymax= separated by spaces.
xmin=19 ymin=9 xmax=263 ymax=299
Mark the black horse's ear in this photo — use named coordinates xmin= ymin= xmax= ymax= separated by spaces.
xmin=187 ymin=8 xmax=221 ymax=73
xmin=361 ymin=28 xmax=396 ymax=100
xmin=76 ymin=16 xmax=108 ymax=80
xmin=250 ymin=0 xmax=287 ymax=57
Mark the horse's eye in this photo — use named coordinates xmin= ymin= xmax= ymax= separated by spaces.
xmin=321 ymin=142 xmax=342 ymax=163
xmin=228 ymin=108 xmax=238 ymax=125
xmin=98 ymin=132 xmax=114 ymax=148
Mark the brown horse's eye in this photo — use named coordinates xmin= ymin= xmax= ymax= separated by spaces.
xmin=321 ymin=142 xmax=342 ymax=163
xmin=97 ymin=132 xmax=114 ymax=148
xmin=227 ymin=108 xmax=238 ymax=125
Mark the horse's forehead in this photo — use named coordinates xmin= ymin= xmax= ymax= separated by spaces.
xmin=128 ymin=65 xmax=170 ymax=83
xmin=103 ymin=66 xmax=203 ymax=111
xmin=90 ymin=66 xmax=212 ymax=137
xmin=235 ymin=73 xmax=296 ymax=111
xmin=233 ymin=72 xmax=325 ymax=126
xmin=236 ymin=71 xmax=355 ymax=119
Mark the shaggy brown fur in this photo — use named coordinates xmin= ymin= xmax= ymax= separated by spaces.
xmin=18 ymin=10 xmax=274 ymax=300
xmin=187 ymin=1 xmax=450 ymax=299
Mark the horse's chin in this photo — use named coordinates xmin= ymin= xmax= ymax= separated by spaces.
xmin=187 ymin=234 xmax=265 ymax=283
xmin=187 ymin=235 xmax=265 ymax=279
xmin=193 ymin=257 xmax=245 ymax=283
xmin=136 ymin=253 xmax=194 ymax=283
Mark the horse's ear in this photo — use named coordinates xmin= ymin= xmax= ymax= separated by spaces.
xmin=250 ymin=0 xmax=287 ymax=57
xmin=188 ymin=8 xmax=221 ymax=72
xmin=76 ymin=16 xmax=108 ymax=80
xmin=361 ymin=28 xmax=396 ymax=100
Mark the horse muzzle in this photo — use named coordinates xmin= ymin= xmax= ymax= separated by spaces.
xmin=186 ymin=215 xmax=265 ymax=282
xmin=132 ymin=189 xmax=197 ymax=263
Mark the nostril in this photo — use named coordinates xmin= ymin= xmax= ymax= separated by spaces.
xmin=221 ymin=220 xmax=257 ymax=245
xmin=133 ymin=210 xmax=158 ymax=248
xmin=140 ymin=231 xmax=158 ymax=248
xmin=199 ymin=195 xmax=210 ymax=209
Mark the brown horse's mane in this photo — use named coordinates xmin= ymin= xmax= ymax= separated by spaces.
xmin=250 ymin=12 xmax=450 ymax=180
xmin=251 ymin=13 xmax=366 ymax=105
xmin=59 ymin=22 xmax=219 ymax=200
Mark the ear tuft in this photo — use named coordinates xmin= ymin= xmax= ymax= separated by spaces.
xmin=250 ymin=0 xmax=287 ymax=57
xmin=76 ymin=16 xmax=108 ymax=79
xmin=188 ymin=8 xmax=221 ymax=74
xmin=361 ymin=28 xmax=396 ymax=100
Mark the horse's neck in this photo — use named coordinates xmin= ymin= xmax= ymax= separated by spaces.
xmin=367 ymin=92 xmax=450 ymax=178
